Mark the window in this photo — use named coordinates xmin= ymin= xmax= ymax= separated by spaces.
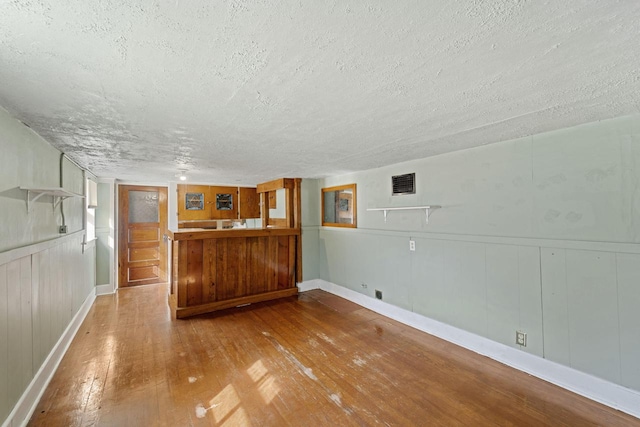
xmin=321 ymin=183 xmax=357 ymax=228
xmin=86 ymin=178 xmax=97 ymax=241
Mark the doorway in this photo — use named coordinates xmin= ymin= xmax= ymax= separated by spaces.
xmin=118 ymin=185 xmax=168 ymax=288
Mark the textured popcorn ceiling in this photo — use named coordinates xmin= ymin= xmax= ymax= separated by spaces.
xmin=1 ymin=1 xmax=639 ymax=184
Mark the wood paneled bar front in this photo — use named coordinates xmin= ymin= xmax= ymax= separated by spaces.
xmin=168 ymin=178 xmax=302 ymax=319
xmin=167 ymin=228 xmax=300 ymax=318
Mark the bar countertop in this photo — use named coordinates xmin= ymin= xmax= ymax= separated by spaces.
xmin=167 ymin=227 xmax=301 ymax=241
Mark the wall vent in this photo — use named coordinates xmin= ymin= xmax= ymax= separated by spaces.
xmin=392 ymin=173 xmax=415 ymax=196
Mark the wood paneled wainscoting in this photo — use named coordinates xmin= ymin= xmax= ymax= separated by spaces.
xmin=0 ymin=232 xmax=96 ymax=427
xmin=168 ymin=228 xmax=300 ymax=318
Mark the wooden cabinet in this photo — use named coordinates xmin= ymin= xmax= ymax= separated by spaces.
xmin=208 ymin=185 xmax=238 ymax=219
xmin=178 ymin=184 xmax=210 ymax=221
xmin=239 ymin=187 xmax=260 ymax=218
xmin=177 ymin=185 xmax=260 ymax=222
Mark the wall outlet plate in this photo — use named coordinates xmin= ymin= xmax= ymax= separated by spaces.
xmin=409 ymin=240 xmax=416 ymax=251
xmin=516 ymin=331 xmax=527 ymax=347
xmin=59 ymin=225 xmax=68 ymax=234
xmin=375 ymin=290 xmax=382 ymax=300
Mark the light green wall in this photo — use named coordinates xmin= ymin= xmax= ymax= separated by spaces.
xmin=301 ymin=178 xmax=321 ymax=281
xmin=269 ymin=188 xmax=286 ymax=219
xmin=0 ymin=107 xmax=84 ymax=252
xmin=95 ymin=183 xmax=111 ymax=229
xmin=321 ymin=115 xmax=640 ymax=241
xmin=306 ymin=114 xmax=640 ymax=392
xmin=95 ymin=182 xmax=112 ymax=286
xmin=0 ymin=106 xmax=95 ymax=426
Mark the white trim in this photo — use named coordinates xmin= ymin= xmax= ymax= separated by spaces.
xmin=319 ymin=227 xmax=640 ymax=254
xmin=309 ymin=279 xmax=640 ymax=420
xmin=2 ymin=291 xmax=96 ymax=427
xmin=108 ymin=181 xmax=116 ymax=292
xmin=95 ymin=284 xmax=115 ymax=295
xmin=83 ymin=238 xmax=96 ymax=251
xmin=0 ymin=231 xmax=84 ymax=266
xmin=297 ymin=279 xmax=323 ymax=292
xmin=116 ymin=180 xmax=169 ymax=187
xmin=169 ymin=179 xmax=259 ymax=188
xmin=84 ymin=170 xmax=98 ymax=181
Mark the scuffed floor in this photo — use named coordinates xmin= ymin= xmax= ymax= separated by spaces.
xmin=28 ymin=284 xmax=640 ymax=426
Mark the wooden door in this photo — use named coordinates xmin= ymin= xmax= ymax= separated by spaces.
xmin=118 ymin=185 xmax=168 ymax=287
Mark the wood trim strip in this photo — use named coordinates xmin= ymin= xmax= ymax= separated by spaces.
xmin=168 ymin=228 xmax=300 ymax=241
xmin=177 ymin=241 xmax=188 ymax=305
xmin=294 ymin=178 xmax=302 ymax=283
xmin=267 ymin=218 xmax=288 ymax=228
xmin=267 ymin=236 xmax=277 ymax=292
xmin=285 ymin=188 xmax=294 ymax=228
xmin=186 ymin=240 xmax=203 ymax=306
xmin=256 ymin=178 xmax=295 ymax=193
xmin=288 ymin=235 xmax=296 ymax=287
xmin=277 ymin=236 xmax=288 ymax=289
xmin=261 ymin=192 xmax=270 ymax=229
xmin=202 ymin=239 xmax=216 ymax=303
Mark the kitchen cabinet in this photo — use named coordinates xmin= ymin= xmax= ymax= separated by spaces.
xmin=177 ymin=184 xmax=259 ymax=222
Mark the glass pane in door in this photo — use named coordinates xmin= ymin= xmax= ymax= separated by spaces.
xmin=129 ymin=191 xmax=159 ymax=223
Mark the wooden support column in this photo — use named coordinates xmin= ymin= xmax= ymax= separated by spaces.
xmin=293 ymin=178 xmax=302 ymax=283
xmin=256 ymin=178 xmax=302 ymax=283
xmin=260 ymin=191 xmax=270 ymax=228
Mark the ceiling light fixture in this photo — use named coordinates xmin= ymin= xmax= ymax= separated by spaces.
xmin=176 ymin=170 xmax=187 ymax=181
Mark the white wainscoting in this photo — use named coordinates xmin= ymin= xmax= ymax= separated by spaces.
xmin=0 ymin=232 xmax=96 ymax=427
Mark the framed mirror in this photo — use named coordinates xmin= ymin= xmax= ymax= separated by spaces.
xmin=322 ymin=183 xmax=357 ymax=228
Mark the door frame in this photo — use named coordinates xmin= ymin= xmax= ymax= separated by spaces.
xmin=117 ymin=184 xmax=169 ymax=288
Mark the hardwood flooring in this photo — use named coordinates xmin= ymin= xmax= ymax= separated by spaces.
xmin=29 ymin=284 xmax=639 ymax=426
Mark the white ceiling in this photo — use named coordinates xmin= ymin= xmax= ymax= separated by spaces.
xmin=1 ymin=1 xmax=639 ymax=185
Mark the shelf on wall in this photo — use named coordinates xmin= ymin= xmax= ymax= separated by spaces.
xmin=366 ymin=205 xmax=441 ymax=223
xmin=20 ymin=187 xmax=84 ymax=212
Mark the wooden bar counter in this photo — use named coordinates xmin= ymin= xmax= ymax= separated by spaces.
xmin=167 ymin=227 xmax=300 ymax=318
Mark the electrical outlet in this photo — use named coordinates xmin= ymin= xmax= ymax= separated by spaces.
xmin=409 ymin=240 xmax=416 ymax=251
xmin=516 ymin=331 xmax=527 ymax=347
xmin=361 ymin=283 xmax=367 ymax=289
xmin=59 ymin=225 xmax=67 ymax=234
xmin=375 ymin=290 xmax=382 ymax=300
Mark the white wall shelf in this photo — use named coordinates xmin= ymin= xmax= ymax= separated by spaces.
xmin=20 ymin=187 xmax=84 ymax=212
xmin=367 ymin=205 xmax=441 ymax=223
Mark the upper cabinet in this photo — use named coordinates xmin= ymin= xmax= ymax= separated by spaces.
xmin=177 ymin=184 xmax=260 ymax=221
xmin=239 ymin=187 xmax=260 ymax=219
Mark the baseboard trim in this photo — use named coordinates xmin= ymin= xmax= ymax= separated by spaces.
xmin=310 ymin=279 xmax=640 ymax=420
xmin=95 ymin=283 xmax=115 ymax=295
xmin=2 ymin=291 xmax=96 ymax=427
xmin=296 ymin=279 xmax=323 ymax=292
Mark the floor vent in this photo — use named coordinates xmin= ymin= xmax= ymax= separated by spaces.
xmin=392 ymin=173 xmax=415 ymax=195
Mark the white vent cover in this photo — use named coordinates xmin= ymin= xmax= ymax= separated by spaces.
xmin=392 ymin=173 xmax=415 ymax=195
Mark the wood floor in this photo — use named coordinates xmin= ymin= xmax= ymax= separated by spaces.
xmin=29 ymin=284 xmax=639 ymax=426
